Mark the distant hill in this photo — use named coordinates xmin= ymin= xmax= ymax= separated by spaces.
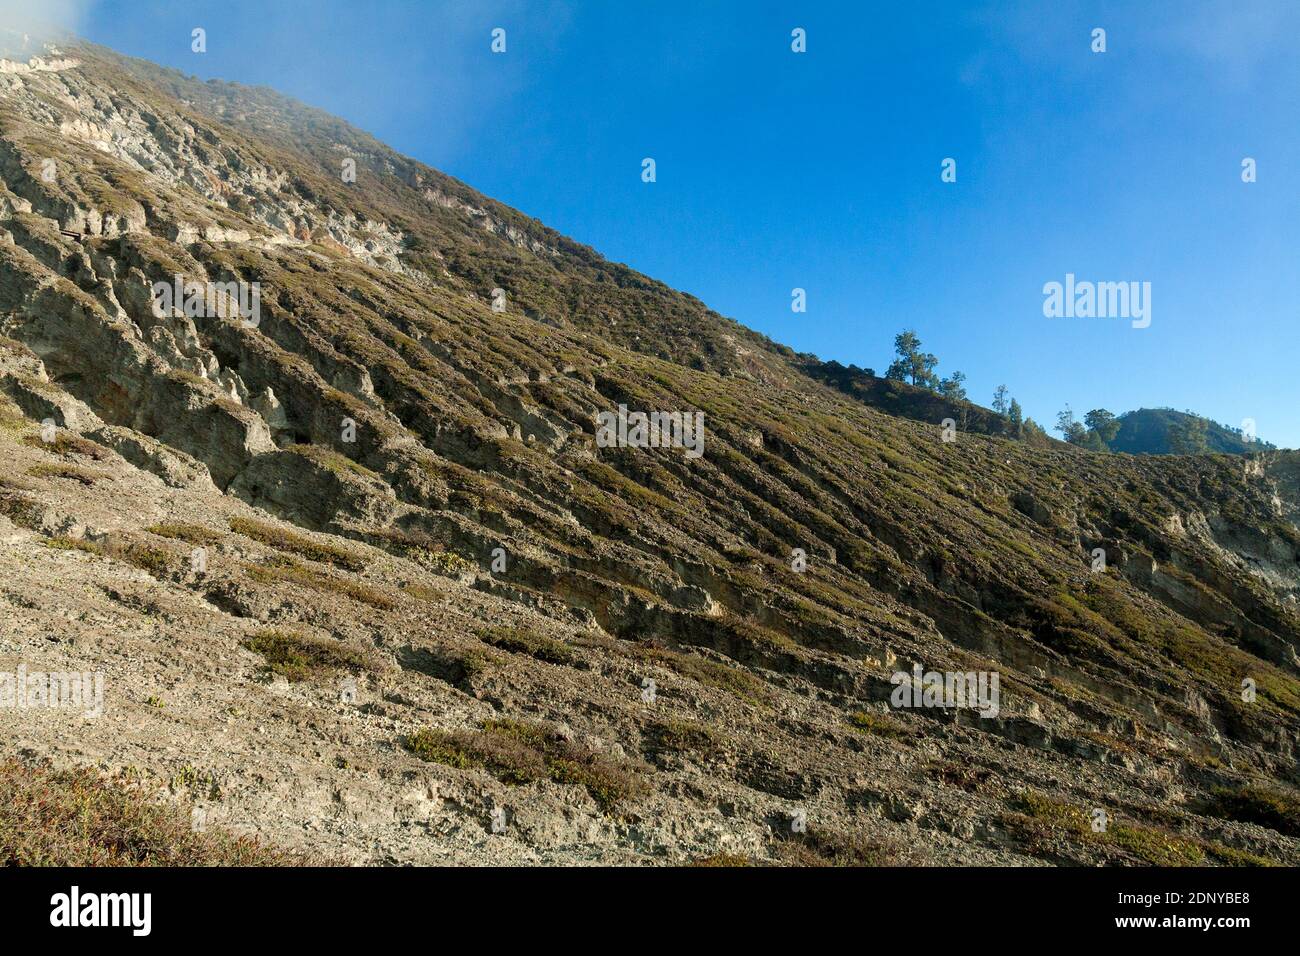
xmin=1107 ymin=408 xmax=1274 ymax=455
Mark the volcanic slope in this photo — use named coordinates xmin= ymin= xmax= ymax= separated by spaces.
xmin=1 ymin=37 xmax=1298 ymax=865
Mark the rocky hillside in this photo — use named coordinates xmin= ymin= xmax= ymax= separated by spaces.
xmin=1 ymin=36 xmax=1298 ymax=866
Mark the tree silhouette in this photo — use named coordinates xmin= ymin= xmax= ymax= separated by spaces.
xmin=992 ymin=385 xmax=1009 ymax=416
xmin=884 ymin=330 xmax=940 ymax=390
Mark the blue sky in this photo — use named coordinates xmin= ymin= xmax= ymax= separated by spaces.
xmin=30 ymin=0 xmax=1300 ymax=445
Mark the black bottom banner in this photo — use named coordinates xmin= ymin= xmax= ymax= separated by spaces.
xmin=0 ymin=864 xmax=1283 ymax=942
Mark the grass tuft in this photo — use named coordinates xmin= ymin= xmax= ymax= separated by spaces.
xmin=477 ymin=627 xmax=576 ymax=666
xmin=43 ymin=535 xmax=103 ymax=555
xmin=242 ymin=556 xmax=396 ymax=609
xmin=26 ymin=463 xmax=101 ymax=485
xmin=21 ymin=432 xmax=111 ymax=461
xmin=230 ymin=516 xmax=366 ymax=571
xmin=847 ymin=710 xmax=911 ymax=739
xmin=404 ymin=718 xmax=647 ymax=813
xmin=0 ymin=759 xmax=314 ymax=865
xmin=242 ymin=628 xmax=376 ymax=682
xmin=689 ymin=853 xmax=753 ymax=867
xmin=1205 ymin=784 xmax=1300 ymax=837
xmin=147 ymin=523 xmax=224 ymax=546
xmin=775 ymin=827 xmax=896 ymax=867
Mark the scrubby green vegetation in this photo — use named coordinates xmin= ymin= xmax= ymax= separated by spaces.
xmin=927 ymin=760 xmax=992 ymax=792
xmin=775 ymin=826 xmax=896 ymax=867
xmin=21 ymin=432 xmax=110 ymax=460
xmin=26 ymin=462 xmax=101 ymax=485
xmin=689 ymin=852 xmax=753 ymax=867
xmin=285 ymin=443 xmax=381 ymax=481
xmin=0 ymin=488 xmax=43 ymax=528
xmin=40 ymin=534 xmax=182 ymax=578
xmin=0 ymin=404 xmax=28 ymax=436
xmin=1105 ymin=823 xmax=1206 ymax=866
xmin=371 ymin=529 xmax=476 ymax=575
xmin=477 ymin=627 xmax=576 ymax=666
xmin=405 ymin=718 xmax=647 ymax=812
xmin=1005 ymin=790 xmax=1276 ymax=867
xmin=1205 ymin=783 xmax=1300 ymax=837
xmin=242 ymin=628 xmax=375 ymax=682
xmin=0 ymin=759 xmax=311 ymax=865
xmin=1205 ymin=844 xmax=1275 ymax=867
xmin=415 ymin=549 xmax=476 ymax=575
xmin=400 ymin=581 xmax=442 ymax=602
xmin=846 ymin=710 xmax=911 ymax=739
xmin=242 ymin=556 xmax=396 ymax=609
xmin=146 ymin=522 xmax=224 ymax=545
xmin=230 ymin=515 xmax=365 ymax=570
xmin=630 ymin=644 xmax=770 ymax=704
xmin=43 ymin=535 xmax=102 ymax=554
xmin=101 ymin=536 xmax=174 ymax=576
xmin=644 ymin=718 xmax=721 ymax=757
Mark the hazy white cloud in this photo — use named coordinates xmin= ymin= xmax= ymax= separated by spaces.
xmin=197 ymin=0 xmax=573 ymax=164
xmin=0 ymin=0 xmax=92 ymax=39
